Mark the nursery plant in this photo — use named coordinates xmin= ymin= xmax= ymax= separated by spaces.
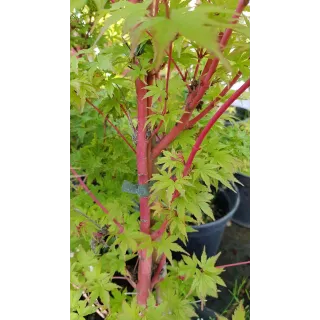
xmin=70 ymin=0 xmax=250 ymax=318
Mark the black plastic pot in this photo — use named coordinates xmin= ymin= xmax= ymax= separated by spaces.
xmin=225 ymin=106 xmax=250 ymax=126
xmin=231 ymin=173 xmax=250 ymax=228
xmin=174 ymin=186 xmax=240 ymax=261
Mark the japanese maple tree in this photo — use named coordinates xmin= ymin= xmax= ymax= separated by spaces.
xmin=70 ymin=0 xmax=250 ymax=318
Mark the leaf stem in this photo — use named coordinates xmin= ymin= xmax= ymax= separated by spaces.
xmin=145 ymin=30 xmax=190 ymax=91
xmin=217 ymin=260 xmax=250 ymax=269
xmin=112 ymin=276 xmax=137 ymax=289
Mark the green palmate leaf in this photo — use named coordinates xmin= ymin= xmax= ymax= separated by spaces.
xmin=70 ymin=312 xmax=79 ymax=320
xmin=169 ymin=216 xmax=188 ymax=243
xmin=93 ymin=0 xmax=107 ymax=10
xmin=127 ymin=64 xmax=147 ymax=81
xmin=97 ymin=54 xmax=114 ymax=71
xmin=77 ymin=301 xmax=96 ymax=317
xmin=77 ymin=247 xmax=98 ymax=268
xmin=149 ymin=18 xmax=177 ymax=69
xmin=173 ymin=36 xmax=185 ymax=59
xmin=170 ymin=6 xmax=231 ymax=70
xmin=94 ymin=0 xmax=151 ymax=47
xmin=193 ymin=160 xmax=220 ymax=187
xmin=181 ymin=250 xmax=225 ymax=305
xmin=216 ymin=301 xmax=246 ymax=320
xmin=71 ymin=55 xmax=79 ymax=74
xmin=70 ymin=290 xmax=83 ymax=311
xmin=130 ymin=3 xmax=234 ymax=69
xmin=143 ymin=80 xmax=166 ymax=104
xmin=118 ymin=299 xmax=141 ymax=320
xmin=99 ymin=288 xmax=110 ymax=307
xmin=154 ymin=234 xmax=187 ymax=264
xmin=146 ymin=113 xmax=165 ymax=129
xmin=71 ymin=0 xmax=87 ymax=11
xmin=232 ymin=301 xmax=246 ymax=320
xmin=160 ymin=287 xmax=198 ymax=319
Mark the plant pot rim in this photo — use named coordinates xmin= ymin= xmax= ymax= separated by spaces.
xmin=190 ymin=185 xmax=240 ymax=231
xmin=225 ymin=117 xmax=250 ymax=127
xmin=235 ymin=172 xmax=250 ymax=178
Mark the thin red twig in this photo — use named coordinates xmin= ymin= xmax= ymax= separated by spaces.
xmin=145 ymin=30 xmax=190 ymax=91
xmin=104 ymin=116 xmax=136 ymax=153
xmin=193 ymin=59 xmax=201 ymax=79
xmin=154 ymin=0 xmax=160 ymax=15
xmin=164 ymin=0 xmax=170 ymax=18
xmin=170 ymin=79 xmax=249 ymax=203
xmin=151 ymin=220 xmax=169 ymax=241
xmin=120 ymin=104 xmax=131 ymax=123
xmin=182 ymin=79 xmax=250 ymax=176
xmin=86 ymin=99 xmax=136 ymax=153
xmin=217 ymin=260 xmax=250 ymax=269
xmin=70 ymin=166 xmax=124 ymax=233
xmin=151 ymin=254 xmax=166 ymax=288
xmin=112 ymin=276 xmax=137 ymax=288
xmin=187 ymin=71 xmax=242 ymax=127
xmin=193 ymin=49 xmax=204 ymax=80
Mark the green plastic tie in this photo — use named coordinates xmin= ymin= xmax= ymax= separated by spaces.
xmin=122 ymin=180 xmax=150 ymax=197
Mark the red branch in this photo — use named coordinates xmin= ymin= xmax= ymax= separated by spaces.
xmin=193 ymin=58 xmax=201 ymax=79
xmin=151 ymin=254 xmax=166 ymax=288
xmin=178 ymin=260 xmax=250 ymax=282
xmin=135 ymin=77 xmax=152 ymax=306
xmin=86 ymin=99 xmax=136 ymax=154
xmin=146 ymin=72 xmax=154 ymax=178
xmin=151 ymin=220 xmax=169 ymax=241
xmin=112 ymin=276 xmax=137 ymax=288
xmin=151 ymin=43 xmax=173 ymax=137
xmin=70 ymin=166 xmax=124 ymax=233
xmin=193 ymin=49 xmax=205 ymax=79
xmin=164 ymin=0 xmax=170 ymax=18
xmin=120 ymin=104 xmax=131 ymax=124
xmin=182 ymin=79 xmax=250 ymax=176
xmin=171 ymin=57 xmax=190 ymax=91
xmin=187 ymin=71 xmax=242 ymax=128
xmin=154 ymin=0 xmax=160 ymax=16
